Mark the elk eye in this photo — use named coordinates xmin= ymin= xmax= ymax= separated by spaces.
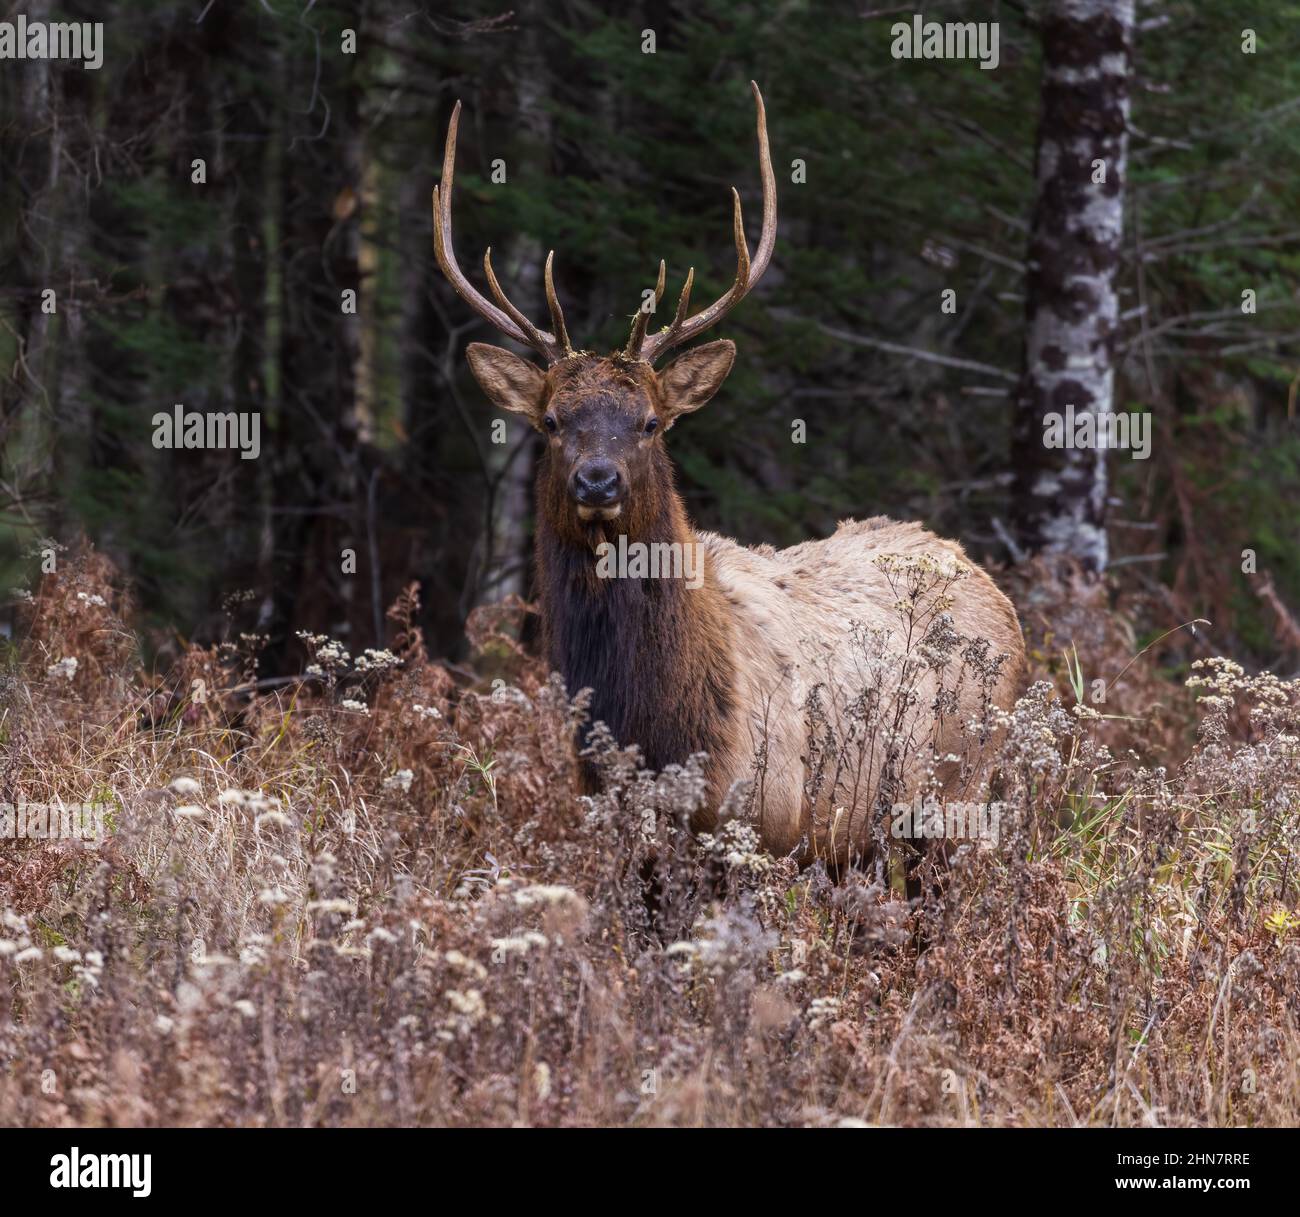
xmin=643 ymin=416 xmax=659 ymax=435
xmin=543 ymin=414 xmax=558 ymax=433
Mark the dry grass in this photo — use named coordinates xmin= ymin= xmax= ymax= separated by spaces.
xmin=1 ymin=542 xmax=1298 ymax=1127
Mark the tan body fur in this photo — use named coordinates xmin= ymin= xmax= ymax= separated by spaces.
xmin=693 ymin=516 xmax=1025 ymax=859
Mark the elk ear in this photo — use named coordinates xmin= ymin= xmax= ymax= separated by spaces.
xmin=658 ymin=340 xmax=735 ymax=423
xmin=466 ymin=342 xmax=547 ymax=423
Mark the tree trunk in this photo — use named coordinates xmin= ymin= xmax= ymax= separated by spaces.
xmin=479 ymin=0 xmax=550 ymax=607
xmin=267 ymin=4 xmax=365 ymax=662
xmin=0 ymin=0 xmax=58 ymax=503
xmin=1010 ymin=0 xmax=1135 ymax=574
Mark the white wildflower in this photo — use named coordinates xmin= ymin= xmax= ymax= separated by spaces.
xmin=512 ymin=884 xmax=585 ymax=911
xmin=307 ymin=899 xmax=356 ymax=917
xmin=699 ymin=821 xmax=772 ymax=876
xmin=444 ymin=950 xmax=487 ymax=980
xmin=383 ymin=769 xmax=414 ymax=793
xmin=805 ymin=996 xmax=842 ymax=1031
xmin=444 ymin=988 xmax=486 ymax=1028
xmin=354 ymin=648 xmax=401 ymax=674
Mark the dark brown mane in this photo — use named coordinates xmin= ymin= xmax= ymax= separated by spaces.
xmin=534 ymin=427 xmax=736 ymax=796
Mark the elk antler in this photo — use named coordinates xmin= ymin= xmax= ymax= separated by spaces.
xmin=625 ymin=81 xmax=777 ymax=365
xmin=432 ymin=100 xmax=574 ymax=364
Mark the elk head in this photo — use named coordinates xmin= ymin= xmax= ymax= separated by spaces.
xmin=432 ymin=83 xmax=776 ymax=540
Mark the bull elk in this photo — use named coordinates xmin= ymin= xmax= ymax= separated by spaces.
xmin=433 ymin=83 xmax=1025 ymax=867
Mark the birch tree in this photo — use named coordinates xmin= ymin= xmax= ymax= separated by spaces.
xmin=1010 ymin=0 xmax=1136 ymax=573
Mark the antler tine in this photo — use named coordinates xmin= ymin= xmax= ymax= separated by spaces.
xmin=431 ymin=100 xmax=570 ymax=363
xmin=665 ymin=266 xmax=695 ymax=339
xmin=544 ymin=250 xmax=573 ymax=357
xmin=431 ymin=103 xmax=528 ymax=346
xmin=637 ymin=80 xmax=777 ymax=365
xmin=747 ymin=80 xmax=778 ymax=285
xmin=624 ymin=260 xmax=666 ymax=359
xmin=627 ymin=265 xmax=696 ymax=362
xmin=482 ymin=247 xmax=554 ymax=353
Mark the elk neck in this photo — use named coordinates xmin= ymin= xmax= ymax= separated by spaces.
xmin=534 ymin=448 xmax=736 ymax=782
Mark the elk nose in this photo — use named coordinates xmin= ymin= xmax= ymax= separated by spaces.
xmin=571 ymin=460 xmax=623 ymax=506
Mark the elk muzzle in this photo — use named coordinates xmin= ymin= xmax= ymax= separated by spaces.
xmin=570 ymin=458 xmax=624 ymax=520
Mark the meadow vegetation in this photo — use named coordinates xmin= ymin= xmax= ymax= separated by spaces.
xmin=1 ymin=543 xmax=1298 ymax=1126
